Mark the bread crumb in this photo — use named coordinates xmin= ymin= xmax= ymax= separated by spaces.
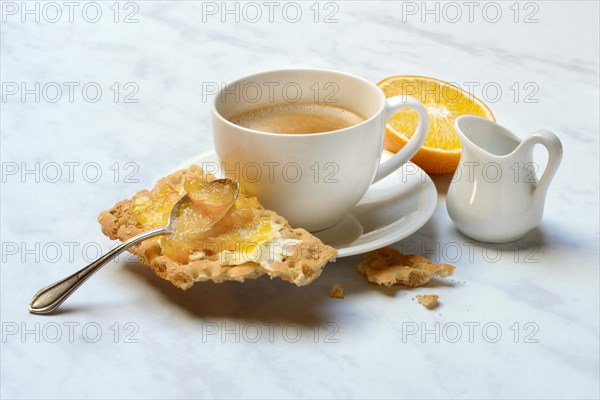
xmin=328 ymin=283 xmax=344 ymax=299
xmin=416 ymin=294 xmax=439 ymax=309
xmin=358 ymin=247 xmax=455 ymax=287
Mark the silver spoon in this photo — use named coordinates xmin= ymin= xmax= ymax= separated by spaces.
xmin=28 ymin=178 xmax=240 ymax=315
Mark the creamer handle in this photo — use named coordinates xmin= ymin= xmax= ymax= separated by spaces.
xmin=520 ymin=130 xmax=563 ymax=202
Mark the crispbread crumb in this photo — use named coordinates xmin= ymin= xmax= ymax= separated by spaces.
xmin=358 ymin=247 xmax=455 ymax=288
xmin=416 ymin=294 xmax=439 ymax=309
xmin=328 ymin=283 xmax=344 ymax=299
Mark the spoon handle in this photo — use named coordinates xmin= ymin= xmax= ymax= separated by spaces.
xmin=28 ymin=226 xmax=170 ymax=315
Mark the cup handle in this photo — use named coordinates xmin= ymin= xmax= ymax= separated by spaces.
xmin=518 ymin=130 xmax=563 ymax=202
xmin=373 ymin=96 xmax=429 ymax=183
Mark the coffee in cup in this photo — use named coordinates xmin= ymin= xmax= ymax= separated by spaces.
xmin=228 ymin=103 xmax=366 ymax=134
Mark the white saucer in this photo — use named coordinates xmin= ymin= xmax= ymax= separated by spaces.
xmin=175 ymin=151 xmax=438 ymax=258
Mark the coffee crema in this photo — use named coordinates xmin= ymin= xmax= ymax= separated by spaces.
xmin=228 ymin=103 xmax=366 ymax=134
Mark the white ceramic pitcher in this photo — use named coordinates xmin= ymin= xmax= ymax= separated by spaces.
xmin=447 ymin=116 xmax=563 ymax=242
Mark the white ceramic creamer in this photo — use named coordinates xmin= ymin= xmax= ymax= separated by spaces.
xmin=447 ymin=115 xmax=563 ymax=243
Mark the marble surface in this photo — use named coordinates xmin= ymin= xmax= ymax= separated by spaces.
xmin=1 ymin=1 xmax=599 ymax=399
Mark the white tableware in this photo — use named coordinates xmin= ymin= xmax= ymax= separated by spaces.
xmin=211 ymin=68 xmax=429 ymax=231
xmin=447 ymin=115 xmax=563 ymax=243
xmin=174 ymin=151 xmax=438 ymax=257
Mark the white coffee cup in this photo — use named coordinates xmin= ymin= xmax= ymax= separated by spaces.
xmin=212 ymin=68 xmax=429 ymax=231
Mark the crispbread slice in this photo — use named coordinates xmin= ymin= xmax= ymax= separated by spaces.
xmin=358 ymin=247 xmax=455 ymax=287
xmin=98 ymin=165 xmax=337 ymax=289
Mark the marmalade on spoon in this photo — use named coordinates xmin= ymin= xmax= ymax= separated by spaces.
xmin=130 ymin=176 xmax=277 ymax=264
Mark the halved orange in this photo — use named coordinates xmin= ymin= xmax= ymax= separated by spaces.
xmin=377 ymin=76 xmax=495 ymax=174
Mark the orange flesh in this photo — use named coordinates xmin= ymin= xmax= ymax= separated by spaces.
xmin=377 ymin=75 xmax=495 ymax=174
